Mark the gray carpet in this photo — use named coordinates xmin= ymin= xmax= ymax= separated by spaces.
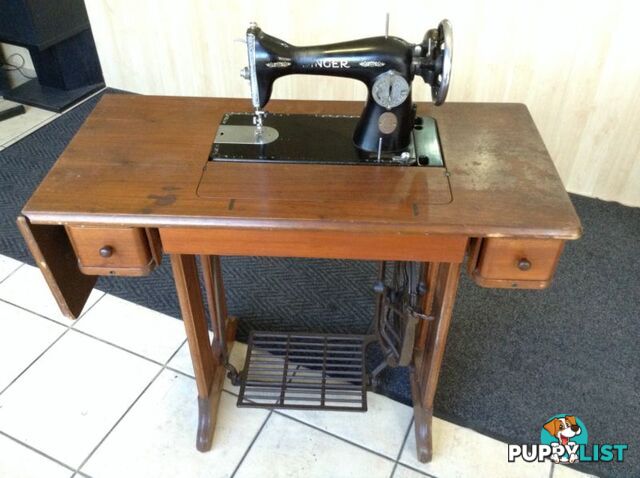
xmin=1 ymin=90 xmax=638 ymax=477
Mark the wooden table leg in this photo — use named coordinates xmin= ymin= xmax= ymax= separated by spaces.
xmin=202 ymin=255 xmax=228 ymax=355
xmin=171 ymin=254 xmax=227 ymax=452
xmin=411 ymin=262 xmax=462 ymax=462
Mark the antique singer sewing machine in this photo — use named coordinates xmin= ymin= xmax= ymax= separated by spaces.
xmin=211 ymin=20 xmax=452 ymax=165
xmin=18 ymin=14 xmax=581 ymax=466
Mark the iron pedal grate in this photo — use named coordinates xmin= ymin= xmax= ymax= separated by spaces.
xmin=237 ymin=331 xmax=367 ymax=412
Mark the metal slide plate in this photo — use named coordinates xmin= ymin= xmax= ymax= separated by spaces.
xmin=214 ymin=125 xmax=279 ymax=145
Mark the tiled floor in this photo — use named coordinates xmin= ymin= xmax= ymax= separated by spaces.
xmin=0 ymin=98 xmax=57 ymax=149
xmin=0 ymin=254 xmax=599 ymax=478
xmin=0 ymin=85 xmax=106 ymax=150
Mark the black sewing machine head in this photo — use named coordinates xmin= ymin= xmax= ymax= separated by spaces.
xmin=210 ymin=20 xmax=453 ymax=166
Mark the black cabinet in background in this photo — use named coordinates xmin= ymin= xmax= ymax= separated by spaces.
xmin=0 ymin=0 xmax=104 ymax=112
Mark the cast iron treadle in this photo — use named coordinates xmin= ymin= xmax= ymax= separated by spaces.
xmin=237 ymin=331 xmax=367 ymax=411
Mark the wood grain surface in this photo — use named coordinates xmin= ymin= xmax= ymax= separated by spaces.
xmin=475 ymin=238 xmax=564 ymax=281
xmin=83 ymin=0 xmax=640 ymax=207
xmin=197 ymin=162 xmax=452 ymax=205
xmin=22 ymin=95 xmax=581 ymax=240
xmin=16 ymin=216 xmax=97 ymax=319
xmin=160 ymin=228 xmax=468 ymax=262
xmin=66 ymin=226 xmax=152 ymax=270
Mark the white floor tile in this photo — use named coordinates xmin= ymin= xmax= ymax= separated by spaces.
xmin=554 ymin=463 xmax=599 ymax=477
xmin=0 ymin=99 xmax=58 ymax=147
xmin=75 ymin=294 xmax=185 ymax=363
xmin=281 ymin=391 xmax=413 ymax=459
xmin=0 ymin=301 xmax=65 ymax=391
xmin=0 ymin=84 xmax=105 ymax=149
xmin=400 ymin=418 xmax=551 ymax=478
xmin=81 ymin=370 xmax=269 ymax=478
xmin=392 ymin=464 xmax=429 ymax=477
xmin=0 ymin=254 xmax=22 ymax=282
xmin=0 ymin=331 xmax=160 ymax=468
xmin=167 ymin=335 xmax=208 ymax=377
xmin=168 ymin=339 xmax=248 ymax=393
xmin=235 ymin=413 xmax=395 ymax=478
xmin=0 ymin=264 xmax=104 ymax=325
xmin=0 ymin=433 xmax=71 ymax=478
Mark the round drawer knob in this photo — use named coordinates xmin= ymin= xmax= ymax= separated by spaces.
xmin=99 ymin=246 xmax=114 ymax=258
xmin=517 ymin=258 xmax=531 ymax=271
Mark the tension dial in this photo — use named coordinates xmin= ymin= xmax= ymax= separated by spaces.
xmin=372 ymin=71 xmax=410 ymax=109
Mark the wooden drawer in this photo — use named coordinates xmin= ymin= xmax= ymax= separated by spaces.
xmin=468 ymin=238 xmax=564 ymax=289
xmin=66 ymin=226 xmax=161 ymax=276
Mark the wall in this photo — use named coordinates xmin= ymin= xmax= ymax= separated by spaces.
xmin=1 ymin=43 xmax=35 ymax=71
xmin=84 ymin=0 xmax=639 ymax=206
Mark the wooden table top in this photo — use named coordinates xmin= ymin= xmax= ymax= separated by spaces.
xmin=23 ymin=95 xmax=581 ymax=239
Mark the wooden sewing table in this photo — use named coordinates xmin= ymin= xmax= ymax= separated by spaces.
xmin=17 ymin=95 xmax=581 ymax=462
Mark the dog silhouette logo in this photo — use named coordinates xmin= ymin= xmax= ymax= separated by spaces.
xmin=541 ymin=415 xmax=588 ymax=464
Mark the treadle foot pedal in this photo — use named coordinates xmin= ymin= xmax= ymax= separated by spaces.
xmin=237 ymin=331 xmax=367 ymax=411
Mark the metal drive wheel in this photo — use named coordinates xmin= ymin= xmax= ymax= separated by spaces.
xmin=416 ymin=19 xmax=453 ymax=106
xmin=374 ymin=261 xmax=427 ymax=368
xmin=431 ymin=19 xmax=453 ymax=105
